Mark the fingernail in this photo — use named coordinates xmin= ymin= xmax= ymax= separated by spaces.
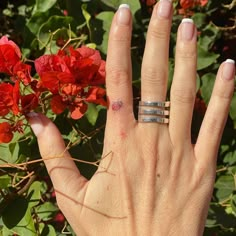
xmin=27 ymin=112 xmax=43 ymax=137
xmin=181 ymin=18 xmax=195 ymax=41
xmin=117 ymin=4 xmax=130 ymax=25
xmin=157 ymin=0 xmax=172 ymax=19
xmin=222 ymin=59 xmax=235 ymax=80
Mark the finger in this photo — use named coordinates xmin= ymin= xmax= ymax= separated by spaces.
xmin=169 ymin=19 xmax=197 ymax=145
xmin=27 ymin=113 xmax=87 ymax=196
xmin=105 ymin=4 xmax=134 ymax=130
xmin=141 ymin=0 xmax=173 ymax=102
xmin=195 ymin=59 xmax=235 ymax=165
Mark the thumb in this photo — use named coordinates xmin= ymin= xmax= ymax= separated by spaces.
xmin=27 ymin=112 xmax=87 ymax=197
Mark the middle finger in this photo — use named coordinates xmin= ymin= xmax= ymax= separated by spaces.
xmin=141 ymin=0 xmax=173 ymax=102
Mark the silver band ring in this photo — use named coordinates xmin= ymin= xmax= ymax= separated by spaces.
xmin=138 ymin=100 xmax=170 ymax=124
xmin=138 ymin=108 xmax=169 ymax=116
xmin=139 ymin=101 xmax=170 ymax=108
xmin=138 ymin=116 xmax=169 ymax=124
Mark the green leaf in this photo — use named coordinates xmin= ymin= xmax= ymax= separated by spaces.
xmin=231 ymin=195 xmax=236 ymax=214
xmin=0 ymin=175 xmax=11 ymax=189
xmin=27 ymin=181 xmax=45 ymax=208
xmin=81 ymin=4 xmax=91 ymax=37
xmin=35 ymin=202 xmax=58 ymax=221
xmin=39 ymin=223 xmax=56 ymax=236
xmin=230 ymin=94 xmax=236 ymax=127
xmin=27 ymin=12 xmax=50 ymax=35
xmin=206 ymin=204 xmax=236 ymax=229
xmin=0 ymin=143 xmax=20 ymax=164
xmin=197 ymin=46 xmax=219 ymax=70
xmin=2 ymin=198 xmax=36 ymax=235
xmin=91 ymin=11 xmax=114 ymax=54
xmin=38 ymin=16 xmax=73 ymax=50
xmin=215 ymin=175 xmax=235 ymax=201
xmin=192 ymin=13 xmax=207 ymax=28
xmin=33 ymin=0 xmax=57 ymax=14
xmin=198 ymin=24 xmax=220 ymax=51
xmin=86 ymin=104 xmax=100 ymax=126
xmin=200 ymin=73 xmax=215 ymax=104
xmin=223 ymin=151 xmax=236 ymax=166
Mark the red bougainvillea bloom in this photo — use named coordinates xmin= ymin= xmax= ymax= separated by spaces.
xmin=0 ymin=83 xmax=19 ymax=116
xmin=199 ymin=0 xmax=208 ymax=6
xmin=180 ymin=0 xmax=208 ymax=9
xmin=35 ymin=46 xmax=105 ymax=86
xmin=0 ymin=36 xmax=21 ymax=57
xmin=12 ymin=120 xmax=24 ymax=134
xmin=50 ymin=84 xmax=106 ymax=119
xmin=180 ymin=0 xmax=195 ymax=9
xmin=0 ymin=40 xmax=21 ymax=74
xmin=34 ymin=46 xmax=106 ymax=119
xmin=21 ymin=94 xmax=39 ymax=114
xmin=12 ymin=62 xmax=32 ymax=85
xmin=0 ymin=122 xmax=13 ymax=143
xmin=86 ymin=87 xmax=107 ymax=106
xmin=0 ymin=36 xmax=32 ymax=84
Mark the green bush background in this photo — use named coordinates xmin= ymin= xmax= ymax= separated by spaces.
xmin=0 ymin=0 xmax=235 ymax=235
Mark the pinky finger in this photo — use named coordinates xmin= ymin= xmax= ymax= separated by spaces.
xmin=195 ymin=59 xmax=235 ymax=165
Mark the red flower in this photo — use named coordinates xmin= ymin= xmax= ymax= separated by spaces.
xmin=40 ymin=71 xmax=75 ymax=94
xmin=12 ymin=62 xmax=32 ymax=85
xmin=0 ymin=83 xmax=19 ymax=116
xmin=0 ymin=43 xmax=21 ymax=75
xmin=0 ymin=122 xmax=13 ymax=143
xmin=34 ymin=46 xmax=106 ymax=119
xmin=180 ymin=0 xmax=208 ymax=9
xmin=70 ymin=46 xmax=106 ymax=85
xmin=21 ymin=94 xmax=39 ymax=114
xmin=199 ymin=0 xmax=208 ymax=6
xmin=86 ymin=87 xmax=107 ymax=106
xmin=35 ymin=46 xmax=105 ymax=86
xmin=180 ymin=0 xmax=195 ymax=9
xmin=50 ymin=84 xmax=88 ymax=119
xmin=0 ymin=36 xmax=21 ymax=58
xmin=0 ymin=36 xmax=31 ymax=84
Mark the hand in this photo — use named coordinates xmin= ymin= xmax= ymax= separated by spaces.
xmin=28 ymin=1 xmax=235 ymax=235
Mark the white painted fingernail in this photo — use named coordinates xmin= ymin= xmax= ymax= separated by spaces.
xmin=117 ymin=4 xmax=131 ymax=25
xmin=181 ymin=18 xmax=195 ymax=41
xmin=119 ymin=4 xmax=130 ymax=9
xmin=222 ymin=59 xmax=235 ymax=81
xmin=181 ymin=18 xmax=194 ymax=24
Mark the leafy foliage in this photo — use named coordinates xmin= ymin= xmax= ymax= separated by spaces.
xmin=0 ymin=0 xmax=235 ymax=235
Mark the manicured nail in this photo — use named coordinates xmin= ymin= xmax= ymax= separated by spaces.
xmin=157 ymin=0 xmax=172 ymax=19
xmin=181 ymin=18 xmax=195 ymax=41
xmin=27 ymin=112 xmax=44 ymax=137
xmin=117 ymin=4 xmax=130 ymax=25
xmin=222 ymin=59 xmax=235 ymax=80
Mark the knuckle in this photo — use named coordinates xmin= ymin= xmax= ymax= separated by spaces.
xmin=111 ymin=26 xmax=131 ymax=42
xmin=106 ymin=67 xmax=130 ymax=86
xmin=213 ymin=88 xmax=233 ymax=101
xmin=171 ymin=89 xmax=195 ymax=104
xmin=177 ymin=44 xmax=197 ymax=60
xmin=204 ymin=114 xmax=222 ymax=135
xmin=148 ymin=21 xmax=169 ymax=40
xmin=142 ymin=67 xmax=167 ymax=87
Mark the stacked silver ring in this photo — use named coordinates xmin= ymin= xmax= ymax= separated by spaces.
xmin=138 ymin=101 xmax=170 ymax=124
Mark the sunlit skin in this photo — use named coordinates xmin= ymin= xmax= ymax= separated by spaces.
xmin=28 ymin=1 xmax=235 ymax=236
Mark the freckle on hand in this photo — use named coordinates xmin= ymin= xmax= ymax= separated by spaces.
xmin=111 ymin=100 xmax=123 ymax=111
